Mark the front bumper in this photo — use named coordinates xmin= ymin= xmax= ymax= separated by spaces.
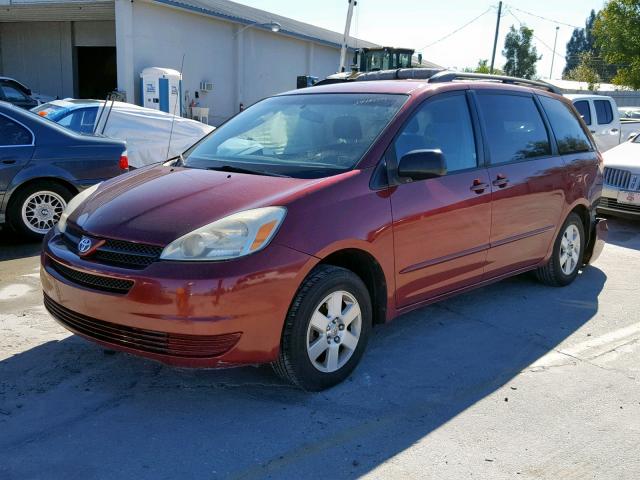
xmin=41 ymin=230 xmax=315 ymax=367
xmin=597 ymin=187 xmax=640 ymax=217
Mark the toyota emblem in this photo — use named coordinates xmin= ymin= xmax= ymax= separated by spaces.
xmin=78 ymin=236 xmax=93 ymax=255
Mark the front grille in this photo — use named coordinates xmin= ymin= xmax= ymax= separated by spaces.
xmin=62 ymin=225 xmax=163 ymax=270
xmin=604 ymin=167 xmax=632 ymax=189
xmin=44 ymin=294 xmax=241 ymax=358
xmin=50 ymin=259 xmax=134 ymax=294
xmin=598 ymin=197 xmax=640 ymax=214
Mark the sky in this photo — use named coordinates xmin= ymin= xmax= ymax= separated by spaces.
xmin=235 ymin=0 xmax=606 ymax=80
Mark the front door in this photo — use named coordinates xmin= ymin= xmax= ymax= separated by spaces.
xmin=474 ymin=91 xmax=565 ymax=278
xmin=0 ymin=113 xmax=35 ymax=207
xmin=389 ymin=91 xmax=492 ymax=308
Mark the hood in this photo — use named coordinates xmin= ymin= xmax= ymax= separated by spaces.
xmin=71 ymin=166 xmax=320 ymax=245
xmin=602 ymin=141 xmax=640 ymax=172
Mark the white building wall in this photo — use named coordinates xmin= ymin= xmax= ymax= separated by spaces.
xmin=122 ymin=1 xmax=341 ymax=125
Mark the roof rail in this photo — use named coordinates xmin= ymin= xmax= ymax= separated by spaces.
xmin=427 ymin=71 xmax=562 ymax=94
xmin=355 ymin=67 xmax=445 ymax=82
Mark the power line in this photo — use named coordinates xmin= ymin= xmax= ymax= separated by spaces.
xmin=507 ymin=5 xmax=581 ymax=29
xmin=418 ymin=6 xmax=494 ymax=50
xmin=508 ymin=9 xmax=565 ymax=59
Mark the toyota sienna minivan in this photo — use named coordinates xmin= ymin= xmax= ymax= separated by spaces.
xmin=41 ymin=74 xmax=608 ymax=391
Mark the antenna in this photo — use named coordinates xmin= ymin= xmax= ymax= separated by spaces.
xmin=166 ymin=54 xmax=186 ymax=162
xmin=93 ymin=95 xmax=109 ymax=134
xmin=100 ymin=96 xmax=116 ymax=135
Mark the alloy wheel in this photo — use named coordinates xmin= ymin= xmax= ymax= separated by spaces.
xmin=559 ymin=224 xmax=581 ymax=275
xmin=21 ymin=191 xmax=67 ymax=235
xmin=306 ymin=290 xmax=362 ymax=373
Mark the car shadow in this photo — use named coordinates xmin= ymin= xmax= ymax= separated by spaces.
xmin=0 ymin=267 xmax=606 ymax=479
xmin=601 ymin=215 xmax=640 ymax=251
xmin=0 ymin=228 xmax=42 ymax=261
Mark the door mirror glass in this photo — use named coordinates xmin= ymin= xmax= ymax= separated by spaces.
xmin=398 ymin=149 xmax=447 ymax=180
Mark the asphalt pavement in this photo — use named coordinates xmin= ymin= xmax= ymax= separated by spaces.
xmin=0 ymin=218 xmax=639 ymax=479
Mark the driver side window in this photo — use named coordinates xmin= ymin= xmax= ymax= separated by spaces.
xmin=395 ymin=94 xmax=478 ymax=173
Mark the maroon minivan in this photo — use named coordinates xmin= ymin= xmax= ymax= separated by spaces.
xmin=41 ymin=74 xmax=607 ymax=390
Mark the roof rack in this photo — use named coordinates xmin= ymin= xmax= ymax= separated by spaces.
xmin=427 ymin=71 xmax=562 ymax=94
xmin=355 ymin=68 xmax=444 ymax=82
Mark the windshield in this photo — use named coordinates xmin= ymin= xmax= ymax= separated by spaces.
xmin=183 ymin=93 xmax=407 ymax=178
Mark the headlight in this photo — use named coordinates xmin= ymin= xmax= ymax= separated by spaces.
xmin=57 ymin=183 xmax=101 ymax=233
xmin=160 ymin=207 xmax=286 ymax=261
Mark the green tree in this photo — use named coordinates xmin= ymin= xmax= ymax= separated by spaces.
xmin=593 ymin=0 xmax=640 ymax=89
xmin=502 ymin=25 xmax=540 ymax=79
xmin=566 ymin=52 xmax=601 ymax=90
xmin=463 ymin=59 xmax=504 ymax=75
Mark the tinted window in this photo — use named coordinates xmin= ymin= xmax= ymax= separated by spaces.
xmin=1 ymin=83 xmax=29 ymax=102
xmin=574 ymin=100 xmax=591 ymax=125
xmin=477 ymin=94 xmax=551 ymax=164
xmin=594 ymin=100 xmax=613 ymax=124
xmin=0 ymin=115 xmax=33 ymax=146
xmin=540 ymin=96 xmax=592 ymax=155
xmin=395 ymin=94 xmax=477 ymax=172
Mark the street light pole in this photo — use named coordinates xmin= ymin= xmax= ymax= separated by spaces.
xmin=549 ymin=26 xmax=560 ymax=79
xmin=490 ymin=1 xmax=502 ymax=74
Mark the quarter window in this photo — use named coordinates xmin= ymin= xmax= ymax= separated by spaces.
xmin=394 ymin=94 xmax=477 ymax=173
xmin=0 ymin=115 xmax=33 ymax=146
xmin=540 ymin=96 xmax=592 ymax=155
xmin=476 ymin=93 xmax=551 ymax=164
xmin=573 ymin=100 xmax=592 ymax=125
xmin=594 ymin=100 xmax=614 ymax=124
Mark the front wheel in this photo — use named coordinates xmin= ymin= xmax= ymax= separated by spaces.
xmin=536 ymin=213 xmax=585 ymax=287
xmin=7 ymin=182 xmax=73 ymax=241
xmin=272 ymin=265 xmax=372 ymax=391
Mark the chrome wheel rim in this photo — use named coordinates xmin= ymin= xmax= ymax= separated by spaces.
xmin=21 ymin=191 xmax=66 ymax=234
xmin=560 ymin=224 xmax=581 ymax=275
xmin=306 ymin=290 xmax=362 ymax=373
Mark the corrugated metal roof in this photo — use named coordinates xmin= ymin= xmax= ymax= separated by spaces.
xmin=0 ymin=1 xmax=114 ymax=22
xmin=151 ymin=0 xmax=379 ymax=50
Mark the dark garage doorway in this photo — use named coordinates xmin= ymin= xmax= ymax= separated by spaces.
xmin=76 ymin=47 xmax=117 ymax=99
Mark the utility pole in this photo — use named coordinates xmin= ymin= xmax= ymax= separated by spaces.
xmin=490 ymin=1 xmax=502 ymax=74
xmin=339 ymin=0 xmax=357 ymax=72
xmin=549 ymin=26 xmax=560 ymax=79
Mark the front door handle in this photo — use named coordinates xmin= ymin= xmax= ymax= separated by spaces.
xmin=492 ymin=174 xmax=509 ymax=188
xmin=1 ymin=159 xmax=16 ymax=165
xmin=470 ymin=179 xmax=489 ymax=194
xmin=590 ymin=129 xmax=596 ymax=134
xmin=611 ymin=128 xmax=619 ymax=133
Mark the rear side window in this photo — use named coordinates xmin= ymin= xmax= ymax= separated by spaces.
xmin=0 ymin=115 xmax=33 ymax=146
xmin=0 ymin=83 xmax=29 ymax=102
xmin=394 ymin=93 xmax=477 ymax=172
xmin=574 ymin=100 xmax=591 ymax=125
xmin=476 ymin=93 xmax=550 ymax=164
xmin=594 ymin=100 xmax=613 ymax=124
xmin=539 ymin=96 xmax=592 ymax=155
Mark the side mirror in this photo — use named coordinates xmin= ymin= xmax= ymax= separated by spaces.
xmin=628 ymin=132 xmax=639 ymax=141
xmin=25 ymin=88 xmax=32 ymax=96
xmin=398 ymin=149 xmax=447 ymax=181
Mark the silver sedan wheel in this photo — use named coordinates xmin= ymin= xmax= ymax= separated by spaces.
xmin=560 ymin=224 xmax=581 ymax=275
xmin=306 ymin=290 xmax=362 ymax=373
xmin=21 ymin=191 xmax=67 ymax=235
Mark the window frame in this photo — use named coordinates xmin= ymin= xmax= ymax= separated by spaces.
xmin=537 ymin=94 xmax=596 ymax=155
xmin=594 ymin=99 xmax=614 ymax=125
xmin=0 ymin=112 xmax=35 ymax=148
xmin=573 ymin=100 xmax=592 ymax=126
xmin=471 ymin=89 xmax=557 ymax=167
xmin=0 ymin=82 xmax=30 ymax=102
xmin=384 ymin=89 xmax=485 ymax=186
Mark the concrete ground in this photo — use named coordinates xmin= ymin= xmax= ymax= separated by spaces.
xmin=0 ymin=218 xmax=639 ymax=480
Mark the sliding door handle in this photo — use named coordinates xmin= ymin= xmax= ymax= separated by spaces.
xmin=470 ymin=179 xmax=489 ymax=194
xmin=492 ymin=174 xmax=509 ymax=188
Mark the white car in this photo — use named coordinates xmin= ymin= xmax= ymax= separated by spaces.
xmin=599 ymin=133 xmax=640 ymax=217
xmin=566 ymin=94 xmax=640 ymax=152
xmin=33 ymin=99 xmax=214 ymax=168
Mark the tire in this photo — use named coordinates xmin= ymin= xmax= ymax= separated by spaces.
xmin=272 ymin=265 xmax=372 ymax=391
xmin=535 ymin=213 xmax=585 ymax=287
xmin=7 ymin=181 xmax=74 ymax=241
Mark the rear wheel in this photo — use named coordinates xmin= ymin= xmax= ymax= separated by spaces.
xmin=272 ymin=265 xmax=372 ymax=391
xmin=536 ymin=213 xmax=585 ymax=287
xmin=7 ymin=182 xmax=73 ymax=240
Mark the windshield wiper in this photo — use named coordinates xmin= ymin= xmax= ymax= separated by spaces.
xmin=206 ymin=165 xmax=290 ymax=178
